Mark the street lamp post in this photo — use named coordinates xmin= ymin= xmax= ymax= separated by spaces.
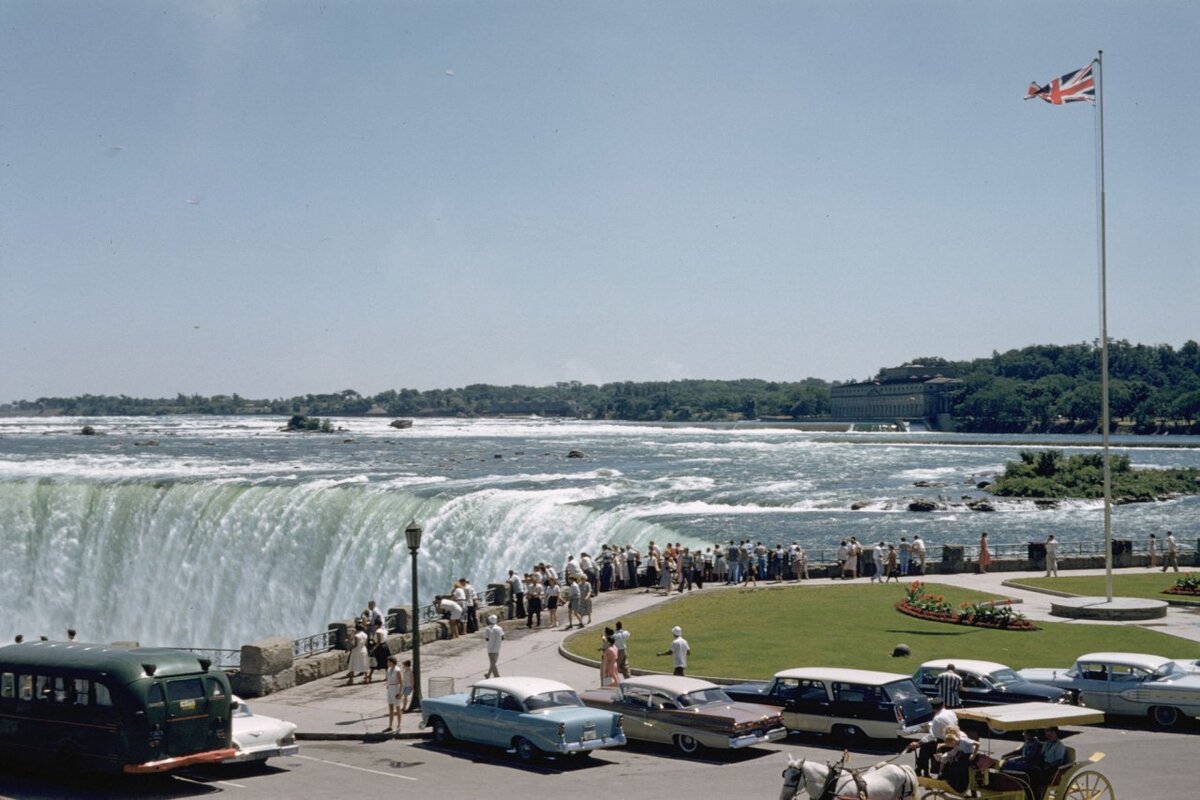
xmin=405 ymin=519 xmax=423 ymax=711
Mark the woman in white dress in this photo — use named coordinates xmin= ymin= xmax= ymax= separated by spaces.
xmin=346 ymin=623 xmax=369 ymax=684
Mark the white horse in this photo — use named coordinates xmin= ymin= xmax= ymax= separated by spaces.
xmin=780 ymin=753 xmax=918 ymax=800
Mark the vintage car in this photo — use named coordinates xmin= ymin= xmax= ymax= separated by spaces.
xmin=578 ymin=675 xmax=786 ymax=754
xmin=222 ymin=695 xmax=299 ymax=765
xmin=724 ymin=667 xmax=934 ymax=740
xmin=913 ymin=659 xmax=1075 ymax=707
xmin=420 ymin=676 xmax=626 ymax=761
xmin=1019 ymin=651 xmax=1200 ymax=727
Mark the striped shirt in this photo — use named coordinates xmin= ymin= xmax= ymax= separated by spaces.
xmin=936 ymin=670 xmax=963 ymax=708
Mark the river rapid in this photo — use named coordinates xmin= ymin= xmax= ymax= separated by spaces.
xmin=1 ymin=415 xmax=1197 ymax=649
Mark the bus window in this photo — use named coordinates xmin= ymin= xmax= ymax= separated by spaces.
xmin=74 ymin=678 xmax=90 ymax=705
xmin=167 ymin=679 xmax=204 ymax=704
xmin=19 ymin=675 xmax=33 ymax=701
xmin=52 ymin=676 xmax=69 ymax=703
xmin=207 ymin=677 xmax=225 ymax=699
xmin=1 ymin=672 xmax=12 ymax=699
xmin=147 ymin=683 xmax=165 ymax=707
xmin=35 ymin=675 xmax=52 ymax=702
xmin=95 ymin=681 xmax=112 ymax=707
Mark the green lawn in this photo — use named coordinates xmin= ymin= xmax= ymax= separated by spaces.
xmin=1008 ymin=572 xmax=1200 ymax=605
xmin=565 ymin=583 xmax=1200 ymax=681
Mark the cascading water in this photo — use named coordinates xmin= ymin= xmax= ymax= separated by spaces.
xmin=0 ymin=477 xmax=675 ymax=649
xmin=2 ymin=415 xmax=1197 ymax=651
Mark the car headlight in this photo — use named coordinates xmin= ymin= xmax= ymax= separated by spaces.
xmin=281 ymin=732 xmax=296 ymax=746
xmin=616 ymin=714 xmax=624 ymax=730
xmin=557 ymin=723 xmax=566 ymax=738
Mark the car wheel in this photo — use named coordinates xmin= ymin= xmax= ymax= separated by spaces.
xmin=513 ymin=736 xmax=539 ymax=763
xmin=674 ymin=734 xmax=701 ymax=755
xmin=1151 ymin=705 xmax=1180 ymax=727
xmin=836 ymin=724 xmax=866 ymax=743
xmin=430 ymin=717 xmax=452 ymax=746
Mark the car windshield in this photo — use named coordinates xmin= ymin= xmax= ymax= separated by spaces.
xmin=524 ymin=690 xmax=584 ymax=711
xmin=884 ymin=680 xmax=922 ymax=702
xmin=677 ymin=688 xmax=730 ymax=707
xmin=1152 ymin=663 xmax=1185 ymax=681
xmin=988 ymin=669 xmax=1023 ymax=687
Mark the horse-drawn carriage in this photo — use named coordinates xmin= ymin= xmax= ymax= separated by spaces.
xmin=919 ymin=703 xmax=1113 ymax=800
xmin=781 ymin=703 xmax=1114 ymax=800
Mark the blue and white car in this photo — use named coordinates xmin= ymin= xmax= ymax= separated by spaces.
xmin=421 ymin=677 xmax=626 ymax=761
xmin=1020 ymin=652 xmax=1200 ymax=728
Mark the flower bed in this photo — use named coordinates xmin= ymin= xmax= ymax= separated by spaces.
xmin=1164 ymin=574 xmax=1200 ymax=597
xmin=897 ymin=581 xmax=1038 ymax=631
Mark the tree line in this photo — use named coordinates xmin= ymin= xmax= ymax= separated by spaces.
xmin=5 ymin=340 xmax=1198 ymax=434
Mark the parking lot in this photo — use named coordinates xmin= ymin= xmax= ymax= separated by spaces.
xmin=1 ymin=721 xmax=1195 ymax=800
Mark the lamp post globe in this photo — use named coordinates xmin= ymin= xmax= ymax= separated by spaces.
xmin=405 ymin=520 xmax=423 ymax=711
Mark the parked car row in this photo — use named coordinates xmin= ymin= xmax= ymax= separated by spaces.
xmin=422 ymin=650 xmax=1200 ymax=764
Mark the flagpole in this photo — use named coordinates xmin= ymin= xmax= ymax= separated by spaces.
xmin=1096 ymin=50 xmax=1113 ymax=603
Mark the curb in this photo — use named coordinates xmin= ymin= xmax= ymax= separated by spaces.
xmin=297 ymin=731 xmax=430 ymax=742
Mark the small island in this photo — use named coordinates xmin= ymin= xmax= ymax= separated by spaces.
xmin=987 ymin=449 xmax=1200 ymax=503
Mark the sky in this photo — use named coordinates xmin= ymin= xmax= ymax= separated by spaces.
xmin=2 ymin=1 xmax=1197 ymax=401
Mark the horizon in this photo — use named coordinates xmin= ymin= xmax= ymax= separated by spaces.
xmin=3 ymin=2 xmax=1196 ymax=400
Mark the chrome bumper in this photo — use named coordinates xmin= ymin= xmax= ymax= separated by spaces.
xmin=729 ymin=726 xmax=788 ymax=748
xmin=556 ymin=733 xmax=627 ymax=753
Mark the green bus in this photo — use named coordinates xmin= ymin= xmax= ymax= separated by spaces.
xmin=0 ymin=640 xmax=235 ymax=773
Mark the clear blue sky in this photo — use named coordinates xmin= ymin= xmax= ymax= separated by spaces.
xmin=2 ymin=1 xmax=1196 ymax=400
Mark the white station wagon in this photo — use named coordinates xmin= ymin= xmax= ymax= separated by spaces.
xmin=1019 ymin=651 xmax=1200 ymax=727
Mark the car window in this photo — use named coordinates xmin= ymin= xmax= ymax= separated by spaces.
xmin=962 ymin=673 xmax=986 ymax=689
xmin=798 ymin=680 xmax=829 ymax=703
xmin=772 ymin=678 xmax=800 ymax=699
xmin=525 ymin=690 xmax=583 ymax=710
xmin=833 ymin=682 xmax=869 ymax=704
xmin=1110 ymin=665 xmax=1148 ymax=682
xmin=619 ymin=686 xmax=652 ymax=707
xmin=1078 ymin=663 xmax=1109 ymax=681
xmin=883 ymin=680 xmax=921 ymax=703
xmin=498 ymin=692 xmax=523 ymax=712
xmin=678 ymin=688 xmax=729 ymax=707
xmin=988 ymin=669 xmax=1022 ymax=687
xmin=471 ymin=688 xmax=500 ymax=707
xmin=650 ymin=691 xmax=678 ymax=710
xmin=915 ymin=669 xmax=935 ymax=686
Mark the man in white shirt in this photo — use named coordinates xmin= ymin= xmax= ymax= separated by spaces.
xmin=912 ymin=534 xmax=927 ymax=574
xmin=658 ymin=625 xmax=690 ymax=676
xmin=612 ymin=620 xmax=632 ymax=678
xmin=907 ymin=706 xmax=959 ymax=777
xmin=483 ymin=615 xmax=504 ymax=678
xmin=872 ymin=542 xmax=886 ymax=583
xmin=1045 ymin=534 xmax=1059 ymax=577
xmin=1163 ymin=530 xmax=1180 ymax=572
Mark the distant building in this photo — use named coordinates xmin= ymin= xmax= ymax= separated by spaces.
xmin=831 ymin=365 xmax=961 ymax=429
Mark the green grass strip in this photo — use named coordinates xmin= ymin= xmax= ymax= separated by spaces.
xmin=566 ymin=583 xmax=1200 ymax=680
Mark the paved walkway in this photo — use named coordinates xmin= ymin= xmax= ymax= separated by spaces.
xmin=252 ymin=567 xmax=1200 ymax=740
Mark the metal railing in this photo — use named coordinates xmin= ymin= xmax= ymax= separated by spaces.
xmin=293 ymin=629 xmax=338 ymax=660
xmin=177 ymin=647 xmax=241 ymax=671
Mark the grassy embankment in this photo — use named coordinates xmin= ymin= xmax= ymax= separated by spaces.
xmin=564 ymin=583 xmax=1200 ymax=680
xmin=1008 ymin=573 xmax=1200 ymax=605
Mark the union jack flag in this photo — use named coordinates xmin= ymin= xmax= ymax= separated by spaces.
xmin=1025 ymin=63 xmax=1095 ymax=105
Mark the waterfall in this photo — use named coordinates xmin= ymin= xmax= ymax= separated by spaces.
xmin=0 ymin=478 xmax=675 ymax=649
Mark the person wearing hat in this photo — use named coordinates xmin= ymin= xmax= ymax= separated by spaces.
xmin=658 ymin=626 xmax=690 ymax=676
xmin=483 ymin=614 xmax=504 ymax=678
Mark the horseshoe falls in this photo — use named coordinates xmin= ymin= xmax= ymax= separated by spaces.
xmin=1 ymin=416 xmax=1197 ymax=649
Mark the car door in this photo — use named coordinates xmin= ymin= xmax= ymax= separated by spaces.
xmin=1071 ymin=661 xmax=1115 ymax=711
xmin=461 ymin=687 xmax=499 ymax=744
xmin=491 ymin=691 xmax=526 ymax=748
xmin=960 ymin=672 xmax=996 ymax=706
xmin=788 ymin=679 xmax=834 ymax=733
xmin=645 ymin=690 xmax=682 ymax=744
xmin=1106 ymin=664 xmax=1150 ymax=715
xmin=617 ymin=685 xmax=655 ymax=742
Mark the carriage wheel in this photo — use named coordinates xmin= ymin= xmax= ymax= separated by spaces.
xmin=920 ymin=791 xmax=955 ymax=800
xmin=1059 ymin=770 xmax=1115 ymax=800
